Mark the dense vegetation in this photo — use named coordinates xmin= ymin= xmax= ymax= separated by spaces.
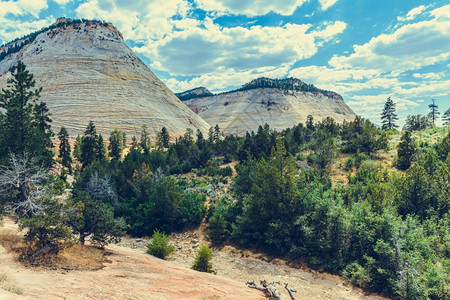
xmin=0 ymin=62 xmax=449 ymax=299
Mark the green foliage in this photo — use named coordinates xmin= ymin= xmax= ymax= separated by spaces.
xmin=345 ymin=152 xmax=369 ymax=171
xmin=139 ymin=125 xmax=150 ymax=154
xmin=146 ymin=230 xmax=175 ymax=259
xmin=342 ymin=262 xmax=372 ymax=288
xmin=80 ymin=121 xmax=106 ymax=168
xmin=0 ymin=61 xmax=53 ymax=167
xmin=58 ymin=127 xmax=72 ymax=174
xmin=443 ymin=108 xmax=450 ymax=126
xmin=232 ymin=137 xmax=300 ymax=253
xmin=397 ymin=131 xmax=417 ymax=170
xmin=403 ymin=114 xmax=432 ymax=132
xmin=69 ymin=189 xmax=126 ymax=247
xmin=108 ymin=129 xmax=126 ymax=160
xmin=428 ymin=99 xmax=439 ymax=127
xmin=342 ymin=116 xmax=388 ymax=155
xmin=380 ymin=97 xmax=398 ymax=130
xmin=192 ymin=245 xmax=213 ymax=272
xmin=176 ymin=192 xmax=206 ymax=228
xmin=435 ymin=131 xmax=450 ymax=160
xmin=19 ymin=196 xmax=74 ymax=255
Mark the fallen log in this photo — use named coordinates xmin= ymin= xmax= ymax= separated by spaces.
xmin=246 ymin=280 xmax=286 ymax=300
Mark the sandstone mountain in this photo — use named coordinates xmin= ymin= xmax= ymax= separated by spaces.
xmin=0 ymin=18 xmax=210 ymax=137
xmin=182 ymin=78 xmax=357 ymax=135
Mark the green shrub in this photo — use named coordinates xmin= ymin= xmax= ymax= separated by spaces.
xmin=176 ymin=192 xmax=206 ymax=228
xmin=208 ymin=214 xmax=229 ymax=243
xmin=146 ymin=230 xmax=175 ymax=259
xmin=192 ymin=245 xmax=213 ymax=272
xmin=342 ymin=262 xmax=372 ymax=289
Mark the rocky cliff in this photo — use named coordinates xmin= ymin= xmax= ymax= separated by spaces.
xmin=183 ymin=78 xmax=356 ymax=135
xmin=0 ymin=18 xmax=210 ymax=137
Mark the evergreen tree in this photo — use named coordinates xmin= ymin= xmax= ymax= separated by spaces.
xmin=380 ymin=97 xmax=398 ymax=130
xmin=80 ymin=121 xmax=97 ymax=168
xmin=208 ymin=127 xmax=214 ymax=143
xmin=403 ymin=115 xmax=432 ymax=132
xmin=160 ymin=127 xmax=169 ymax=148
xmin=442 ymin=108 xmax=450 ymax=126
xmin=306 ymin=114 xmax=314 ymax=130
xmin=428 ymin=99 xmax=439 ymax=126
xmin=0 ymin=61 xmax=53 ymax=166
xmin=213 ymin=124 xmax=221 ymax=143
xmin=58 ymin=127 xmax=72 ymax=174
xmin=73 ymin=135 xmax=83 ymax=161
xmin=183 ymin=127 xmax=194 ymax=145
xmin=196 ymin=129 xmax=204 ymax=146
xmin=140 ymin=125 xmax=150 ymax=154
xmin=397 ymin=131 xmax=417 ymax=170
xmin=130 ymin=135 xmax=139 ymax=151
xmin=95 ymin=134 xmax=107 ymax=161
xmin=109 ymin=129 xmax=126 ymax=161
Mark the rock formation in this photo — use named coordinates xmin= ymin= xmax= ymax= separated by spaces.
xmin=0 ymin=18 xmax=210 ymax=137
xmin=183 ymin=78 xmax=356 ymax=135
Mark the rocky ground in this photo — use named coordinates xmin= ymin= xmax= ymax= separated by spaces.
xmin=0 ymin=218 xmax=263 ymax=300
xmin=118 ymin=230 xmax=387 ymax=300
xmin=0 ymin=218 xmax=388 ymax=300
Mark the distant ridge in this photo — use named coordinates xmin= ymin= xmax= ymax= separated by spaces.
xmin=176 ymin=77 xmax=340 ymax=101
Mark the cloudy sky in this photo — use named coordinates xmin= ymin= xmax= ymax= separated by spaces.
xmin=0 ymin=0 xmax=449 ymax=126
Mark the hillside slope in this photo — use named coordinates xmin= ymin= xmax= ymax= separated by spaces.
xmin=0 ymin=18 xmax=210 ymax=137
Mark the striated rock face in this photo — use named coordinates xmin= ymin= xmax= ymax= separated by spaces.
xmin=0 ymin=19 xmax=210 ymax=137
xmin=184 ymin=86 xmax=356 ymax=135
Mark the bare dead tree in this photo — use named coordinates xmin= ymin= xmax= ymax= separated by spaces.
xmin=0 ymin=153 xmax=49 ymax=217
xmin=86 ymin=171 xmax=118 ymax=206
xmin=246 ymin=280 xmax=286 ymax=300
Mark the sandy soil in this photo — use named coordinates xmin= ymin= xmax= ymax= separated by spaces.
xmin=0 ymin=218 xmax=264 ymax=300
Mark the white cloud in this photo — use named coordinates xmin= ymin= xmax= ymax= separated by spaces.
xmin=318 ymin=0 xmax=338 ymax=11
xmin=0 ymin=0 xmax=48 ymax=18
xmin=397 ymin=5 xmax=427 ymax=22
xmin=412 ymin=72 xmax=443 ymax=80
xmin=75 ymin=0 xmax=191 ymax=41
xmin=195 ymin=0 xmax=307 ymax=16
xmin=329 ymin=5 xmax=450 ymax=75
xmin=165 ymin=65 xmax=290 ymax=92
xmin=0 ymin=17 xmax=54 ymax=44
xmin=135 ymin=20 xmax=346 ymax=76
xmin=52 ymin=0 xmax=71 ymax=5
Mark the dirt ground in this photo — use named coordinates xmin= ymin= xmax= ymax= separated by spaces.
xmin=0 ymin=217 xmax=388 ymax=300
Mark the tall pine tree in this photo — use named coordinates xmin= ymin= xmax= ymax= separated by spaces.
xmin=58 ymin=127 xmax=72 ymax=174
xmin=428 ymin=99 xmax=439 ymax=126
xmin=80 ymin=121 xmax=98 ymax=168
xmin=381 ymin=97 xmax=398 ymax=130
xmin=109 ymin=129 xmax=126 ymax=160
xmin=0 ymin=61 xmax=53 ymax=167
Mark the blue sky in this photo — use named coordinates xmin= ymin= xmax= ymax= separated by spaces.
xmin=0 ymin=0 xmax=449 ymax=126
